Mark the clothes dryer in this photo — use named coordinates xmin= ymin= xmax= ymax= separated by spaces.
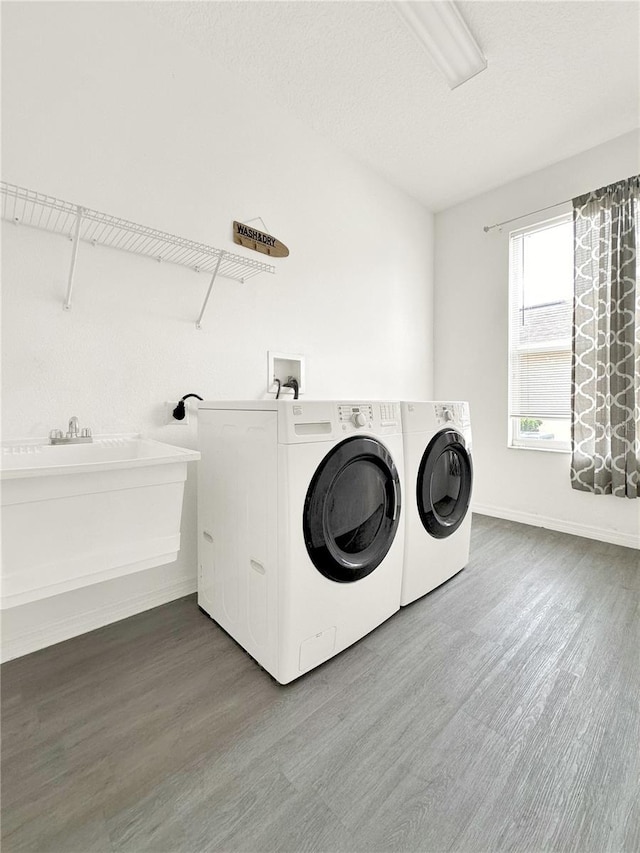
xmin=197 ymin=400 xmax=405 ymax=684
xmin=400 ymin=401 xmax=473 ymax=606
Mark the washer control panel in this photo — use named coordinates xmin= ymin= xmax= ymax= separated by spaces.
xmin=281 ymin=400 xmax=402 ymax=441
xmin=338 ymin=404 xmax=373 ymax=427
xmin=335 ymin=403 xmax=400 ymax=432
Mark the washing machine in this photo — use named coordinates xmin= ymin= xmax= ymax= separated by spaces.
xmin=400 ymin=401 xmax=473 ymax=606
xmin=197 ymin=399 xmax=405 ymax=684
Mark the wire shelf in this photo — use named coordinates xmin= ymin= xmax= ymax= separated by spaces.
xmin=1 ymin=181 xmax=276 ymax=327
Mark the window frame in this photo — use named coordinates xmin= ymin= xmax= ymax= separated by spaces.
xmin=507 ymin=211 xmax=573 ymax=454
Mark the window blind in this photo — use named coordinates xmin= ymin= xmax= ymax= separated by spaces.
xmin=508 ymin=220 xmax=572 ymax=420
xmin=510 ymin=349 xmax=572 ymax=417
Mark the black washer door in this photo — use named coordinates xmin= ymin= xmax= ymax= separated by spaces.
xmin=303 ymin=436 xmax=401 ymax=583
xmin=417 ymin=429 xmax=473 ymax=539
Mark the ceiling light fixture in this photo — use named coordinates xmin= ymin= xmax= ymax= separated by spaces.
xmin=391 ymin=0 xmax=487 ymax=90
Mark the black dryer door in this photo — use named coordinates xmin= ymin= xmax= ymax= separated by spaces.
xmin=417 ymin=429 xmax=473 ymax=539
xmin=303 ymin=436 xmax=401 ymax=583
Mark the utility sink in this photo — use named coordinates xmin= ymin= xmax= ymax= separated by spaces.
xmin=1 ymin=435 xmax=200 ymax=608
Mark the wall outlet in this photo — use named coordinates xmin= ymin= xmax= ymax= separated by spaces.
xmin=166 ymin=401 xmax=189 ymax=425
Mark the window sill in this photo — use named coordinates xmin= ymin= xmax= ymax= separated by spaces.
xmin=508 ymin=443 xmax=571 ymax=454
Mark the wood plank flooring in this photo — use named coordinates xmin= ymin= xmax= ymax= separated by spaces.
xmin=2 ymin=515 xmax=639 ymax=852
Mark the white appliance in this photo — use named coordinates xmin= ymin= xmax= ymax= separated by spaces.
xmin=400 ymin=401 xmax=473 ymax=606
xmin=197 ymin=400 xmax=405 ymax=684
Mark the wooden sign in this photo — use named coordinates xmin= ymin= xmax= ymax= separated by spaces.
xmin=233 ymin=221 xmax=289 ymax=258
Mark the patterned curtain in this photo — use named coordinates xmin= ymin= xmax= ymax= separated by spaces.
xmin=571 ymin=175 xmax=640 ymax=498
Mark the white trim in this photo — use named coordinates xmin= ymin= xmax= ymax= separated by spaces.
xmin=508 ymin=216 xmax=573 ymax=450
xmin=507 ymin=444 xmax=570 ymax=455
xmin=473 ymin=504 xmax=639 ymax=550
xmin=509 ymin=211 xmax=572 ymax=238
xmin=0 ymin=578 xmax=196 ymax=663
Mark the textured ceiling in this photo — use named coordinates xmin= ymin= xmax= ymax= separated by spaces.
xmin=144 ymin=1 xmax=640 ymax=211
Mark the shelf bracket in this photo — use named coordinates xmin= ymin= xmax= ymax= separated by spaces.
xmin=195 ymin=251 xmax=225 ymax=330
xmin=63 ymin=206 xmax=84 ymax=311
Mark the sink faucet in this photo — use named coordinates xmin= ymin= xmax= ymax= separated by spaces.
xmin=49 ymin=416 xmax=93 ymax=445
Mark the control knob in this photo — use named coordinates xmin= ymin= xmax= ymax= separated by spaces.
xmin=352 ymin=412 xmax=367 ymax=427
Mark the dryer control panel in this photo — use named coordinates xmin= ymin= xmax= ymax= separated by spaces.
xmin=435 ymin=402 xmax=470 ymax=427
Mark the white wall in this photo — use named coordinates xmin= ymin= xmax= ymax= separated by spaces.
xmin=434 ymin=131 xmax=640 ymax=549
xmin=1 ymin=3 xmax=434 ymax=659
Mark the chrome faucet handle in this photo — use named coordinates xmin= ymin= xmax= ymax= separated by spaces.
xmin=49 ymin=422 xmax=92 ymax=444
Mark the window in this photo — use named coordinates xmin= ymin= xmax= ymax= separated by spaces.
xmin=508 ymin=214 xmax=573 ymax=451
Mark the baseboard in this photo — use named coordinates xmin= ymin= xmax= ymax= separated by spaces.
xmin=473 ymin=504 xmax=639 ymax=550
xmin=0 ymin=578 xmax=196 ymax=663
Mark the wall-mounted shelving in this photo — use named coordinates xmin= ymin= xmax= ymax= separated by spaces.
xmin=0 ymin=181 xmax=275 ymax=328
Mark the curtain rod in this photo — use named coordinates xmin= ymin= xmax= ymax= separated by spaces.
xmin=483 ymin=198 xmax=571 ymax=233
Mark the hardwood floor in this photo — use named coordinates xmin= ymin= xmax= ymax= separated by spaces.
xmin=2 ymin=515 xmax=639 ymax=852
